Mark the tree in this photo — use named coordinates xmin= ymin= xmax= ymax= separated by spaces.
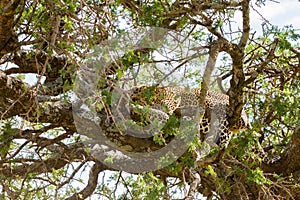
xmin=0 ymin=0 xmax=299 ymax=199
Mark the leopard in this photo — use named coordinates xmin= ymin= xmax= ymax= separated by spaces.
xmin=129 ymin=85 xmax=251 ymax=152
xmin=108 ymin=85 xmax=280 ymax=166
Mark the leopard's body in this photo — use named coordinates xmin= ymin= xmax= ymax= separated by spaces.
xmin=130 ymin=85 xmax=251 ymax=150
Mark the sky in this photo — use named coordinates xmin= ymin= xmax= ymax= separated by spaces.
xmin=253 ymin=0 xmax=300 ymax=30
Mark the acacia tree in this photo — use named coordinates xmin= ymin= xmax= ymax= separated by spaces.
xmin=0 ymin=0 xmax=299 ymax=199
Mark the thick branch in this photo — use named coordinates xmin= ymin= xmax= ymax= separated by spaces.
xmin=199 ymin=39 xmax=221 ymax=108
xmin=225 ymin=1 xmax=250 ymax=127
xmin=0 ymin=70 xmax=35 ymax=119
xmin=0 ymin=71 xmax=74 ymax=129
xmin=226 ymin=45 xmax=245 ymax=128
xmin=0 ymin=143 xmax=93 ymax=178
xmin=36 ymin=101 xmax=75 ymax=129
xmin=263 ymin=120 xmax=300 ymax=176
xmin=238 ymin=0 xmax=250 ymax=48
xmin=0 ymin=0 xmax=20 ymax=57
xmin=5 ymin=50 xmax=75 ymax=96
xmin=5 ymin=51 xmax=69 ymax=76
xmin=285 ymin=120 xmax=300 ymax=169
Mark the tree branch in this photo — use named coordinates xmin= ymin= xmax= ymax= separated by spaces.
xmin=198 ymin=39 xmax=221 ymax=108
xmin=0 ymin=142 xmax=93 ymax=178
xmin=238 ymin=0 xmax=250 ymax=48
xmin=263 ymin=119 xmax=300 ymax=175
xmin=5 ymin=50 xmax=76 ymax=96
xmin=0 ymin=70 xmax=35 ymax=119
xmin=66 ymin=162 xmax=106 ymax=200
xmin=0 ymin=0 xmax=20 ymax=57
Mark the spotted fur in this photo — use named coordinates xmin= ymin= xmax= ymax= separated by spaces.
xmin=130 ymin=85 xmax=251 ymax=150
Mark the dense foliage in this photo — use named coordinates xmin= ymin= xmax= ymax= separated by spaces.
xmin=0 ymin=0 xmax=299 ymax=199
